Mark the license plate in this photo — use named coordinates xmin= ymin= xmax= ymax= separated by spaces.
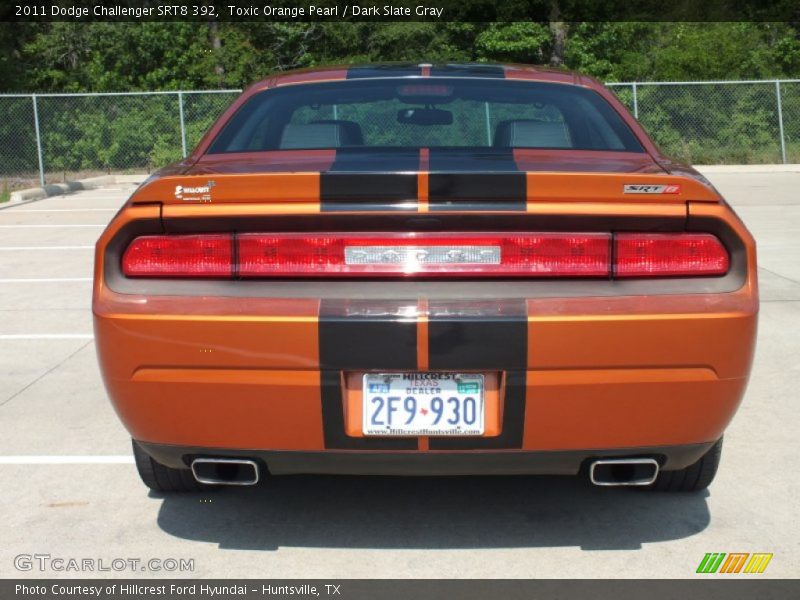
xmin=362 ymin=373 xmax=485 ymax=436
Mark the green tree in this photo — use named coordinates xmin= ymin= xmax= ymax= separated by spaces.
xmin=473 ymin=22 xmax=550 ymax=63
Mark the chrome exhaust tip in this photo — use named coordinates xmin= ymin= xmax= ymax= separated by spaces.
xmin=190 ymin=458 xmax=260 ymax=486
xmin=589 ymin=458 xmax=659 ymax=487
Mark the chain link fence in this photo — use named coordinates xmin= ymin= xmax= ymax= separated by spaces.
xmin=607 ymin=80 xmax=798 ymax=165
xmin=0 ymin=90 xmax=239 ymax=197
xmin=1 ymin=80 xmax=798 ymax=198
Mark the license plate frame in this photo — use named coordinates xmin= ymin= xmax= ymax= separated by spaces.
xmin=361 ymin=372 xmax=486 ymax=437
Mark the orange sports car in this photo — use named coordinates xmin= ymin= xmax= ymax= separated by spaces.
xmin=93 ymin=64 xmax=757 ymax=493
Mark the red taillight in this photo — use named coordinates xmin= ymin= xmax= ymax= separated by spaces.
xmin=237 ymin=233 xmax=611 ymax=278
xmin=615 ymin=233 xmax=729 ymax=278
xmin=120 ymin=232 xmax=729 ymax=279
xmin=122 ymin=234 xmax=233 ymax=278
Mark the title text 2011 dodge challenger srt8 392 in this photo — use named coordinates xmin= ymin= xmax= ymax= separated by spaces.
xmin=93 ymin=64 xmax=758 ymax=493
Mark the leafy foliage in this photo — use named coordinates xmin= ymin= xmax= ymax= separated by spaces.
xmin=4 ymin=22 xmax=797 ymax=92
xmin=0 ymin=21 xmax=798 ymax=174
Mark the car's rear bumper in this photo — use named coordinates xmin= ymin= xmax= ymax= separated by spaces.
xmin=136 ymin=440 xmax=717 ymax=476
xmin=94 ymin=288 xmax=756 ymax=455
xmin=93 ymin=201 xmax=758 ymax=460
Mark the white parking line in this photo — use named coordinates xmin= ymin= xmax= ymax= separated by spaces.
xmin=0 ymin=278 xmax=92 ymax=283
xmin=0 ymin=224 xmax=105 ymax=229
xmin=0 ymin=456 xmax=134 ymax=465
xmin=0 ymin=334 xmax=94 ymax=340
xmin=5 ymin=208 xmax=117 ymax=213
xmin=0 ymin=246 xmax=94 ymax=251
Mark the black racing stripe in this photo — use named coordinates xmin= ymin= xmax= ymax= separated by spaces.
xmin=319 ymin=299 xmax=418 ymax=450
xmin=427 ymin=149 xmax=521 ymax=173
xmin=319 ymin=300 xmax=417 ymax=370
xmin=429 ymin=64 xmax=505 ymax=78
xmin=427 ymin=300 xmax=528 ymax=371
xmin=347 ymin=65 xmax=423 ymax=79
xmin=428 ymin=149 xmax=526 ymax=211
xmin=320 ymin=174 xmax=418 ymax=210
xmin=320 ymin=372 xmax=416 ymax=450
xmin=321 ymin=149 xmax=419 ymax=211
xmin=428 ymin=174 xmax=527 ymax=211
xmin=326 ymin=149 xmax=421 ymax=173
xmin=427 ymin=299 xmax=528 ymax=450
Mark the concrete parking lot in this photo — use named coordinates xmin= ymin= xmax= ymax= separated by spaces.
xmin=0 ymin=168 xmax=798 ymax=579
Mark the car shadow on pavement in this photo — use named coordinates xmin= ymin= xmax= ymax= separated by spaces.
xmin=155 ymin=474 xmax=710 ymax=551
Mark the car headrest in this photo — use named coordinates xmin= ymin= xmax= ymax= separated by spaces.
xmin=310 ymin=120 xmax=364 ymax=145
xmin=494 ymin=119 xmax=573 ymax=148
xmin=279 ymin=121 xmax=363 ymax=149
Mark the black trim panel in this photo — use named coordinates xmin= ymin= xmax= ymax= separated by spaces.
xmin=136 ymin=440 xmax=717 ymax=475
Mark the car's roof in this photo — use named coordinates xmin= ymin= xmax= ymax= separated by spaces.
xmin=251 ymin=63 xmax=597 ymax=90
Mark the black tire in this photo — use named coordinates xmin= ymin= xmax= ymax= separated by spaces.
xmin=652 ymin=438 xmax=723 ymax=492
xmin=132 ymin=440 xmax=211 ymax=493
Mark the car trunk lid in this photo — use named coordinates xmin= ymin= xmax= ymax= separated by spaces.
xmin=132 ymin=148 xmax=720 ymax=207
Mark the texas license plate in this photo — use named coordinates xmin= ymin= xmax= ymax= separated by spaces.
xmin=362 ymin=373 xmax=485 ymax=436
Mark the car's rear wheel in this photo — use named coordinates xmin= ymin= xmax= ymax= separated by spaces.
xmin=132 ymin=440 xmax=211 ymax=493
xmin=652 ymin=438 xmax=723 ymax=492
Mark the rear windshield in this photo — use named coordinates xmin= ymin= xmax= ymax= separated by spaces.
xmin=207 ymin=78 xmax=644 ymax=154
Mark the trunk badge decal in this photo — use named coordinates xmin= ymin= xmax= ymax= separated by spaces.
xmin=623 ymin=184 xmax=681 ymax=194
xmin=175 ymin=180 xmax=216 ymax=202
